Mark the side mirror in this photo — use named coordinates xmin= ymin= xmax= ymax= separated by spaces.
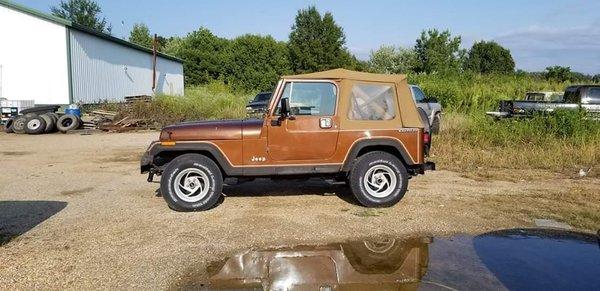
xmin=280 ymin=97 xmax=291 ymax=116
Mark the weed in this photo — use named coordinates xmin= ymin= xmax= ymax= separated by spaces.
xmin=432 ymin=112 xmax=600 ymax=177
xmin=124 ymin=81 xmax=254 ymax=126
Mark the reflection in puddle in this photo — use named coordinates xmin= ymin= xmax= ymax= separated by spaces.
xmin=175 ymin=228 xmax=600 ymax=290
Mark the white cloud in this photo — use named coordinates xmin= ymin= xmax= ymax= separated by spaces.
xmin=493 ymin=25 xmax=600 ymax=74
xmin=495 ymin=25 xmax=600 ymax=50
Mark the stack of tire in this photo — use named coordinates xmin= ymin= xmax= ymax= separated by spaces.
xmin=4 ymin=105 xmax=82 ymax=134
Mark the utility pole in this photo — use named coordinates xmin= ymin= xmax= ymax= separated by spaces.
xmin=152 ymin=34 xmax=157 ymax=94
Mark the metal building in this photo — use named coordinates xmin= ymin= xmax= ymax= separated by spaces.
xmin=0 ymin=0 xmax=184 ymax=105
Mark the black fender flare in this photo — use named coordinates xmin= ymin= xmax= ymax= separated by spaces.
xmin=341 ymin=138 xmax=415 ymax=172
xmin=145 ymin=142 xmax=242 ymax=176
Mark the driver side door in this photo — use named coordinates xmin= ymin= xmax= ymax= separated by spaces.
xmin=267 ymin=81 xmax=339 ymax=162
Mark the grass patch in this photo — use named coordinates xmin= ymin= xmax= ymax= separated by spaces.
xmin=432 ymin=111 xmax=600 ymax=177
xmin=409 ymin=73 xmax=569 ymax=113
xmin=124 ymin=81 xmax=254 ymax=126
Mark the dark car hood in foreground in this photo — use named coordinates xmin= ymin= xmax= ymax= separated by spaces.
xmin=160 ymin=119 xmax=263 ymax=141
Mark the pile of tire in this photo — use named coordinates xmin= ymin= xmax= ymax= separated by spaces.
xmin=4 ymin=105 xmax=82 ymax=134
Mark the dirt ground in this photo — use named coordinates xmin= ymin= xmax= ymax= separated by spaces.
xmin=0 ymin=131 xmax=598 ymax=289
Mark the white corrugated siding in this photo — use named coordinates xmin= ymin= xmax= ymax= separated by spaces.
xmin=0 ymin=5 xmax=69 ymax=104
xmin=70 ymin=30 xmax=184 ymax=104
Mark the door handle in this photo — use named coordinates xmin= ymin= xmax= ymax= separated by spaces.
xmin=319 ymin=117 xmax=332 ymax=129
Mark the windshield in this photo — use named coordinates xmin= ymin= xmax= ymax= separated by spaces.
xmin=253 ymin=92 xmax=272 ymax=102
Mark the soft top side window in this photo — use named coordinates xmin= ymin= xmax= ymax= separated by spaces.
xmin=348 ymin=83 xmax=396 ymax=121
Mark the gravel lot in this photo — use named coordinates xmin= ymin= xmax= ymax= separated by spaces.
xmin=0 ymin=131 xmax=598 ymax=289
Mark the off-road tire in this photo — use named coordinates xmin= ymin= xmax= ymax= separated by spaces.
xmin=39 ymin=114 xmax=55 ymax=133
xmin=4 ymin=118 xmax=15 ymax=133
xmin=160 ymin=154 xmax=223 ymax=211
xmin=47 ymin=112 xmax=59 ymax=124
xmin=12 ymin=116 xmax=28 ymax=134
xmin=343 ymin=237 xmax=418 ymax=274
xmin=25 ymin=115 xmax=47 ymax=135
xmin=349 ymin=151 xmax=409 ymax=207
xmin=57 ymin=114 xmax=80 ymax=133
xmin=431 ymin=113 xmax=441 ymax=135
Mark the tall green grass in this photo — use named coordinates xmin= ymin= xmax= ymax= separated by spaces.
xmin=433 ymin=111 xmax=600 ymax=175
xmin=127 ymin=81 xmax=254 ymax=125
xmin=409 ymin=73 xmax=569 ymax=112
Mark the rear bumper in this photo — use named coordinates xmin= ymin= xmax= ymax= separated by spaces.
xmin=423 ymin=161 xmax=436 ymax=171
xmin=411 ymin=161 xmax=436 ymax=175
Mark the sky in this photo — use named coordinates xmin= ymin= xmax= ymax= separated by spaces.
xmin=13 ymin=0 xmax=600 ymax=74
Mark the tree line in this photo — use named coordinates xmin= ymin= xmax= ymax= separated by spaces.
xmin=52 ymin=0 xmax=600 ymax=92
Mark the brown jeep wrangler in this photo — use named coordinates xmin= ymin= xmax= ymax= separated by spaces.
xmin=141 ymin=69 xmax=435 ymax=211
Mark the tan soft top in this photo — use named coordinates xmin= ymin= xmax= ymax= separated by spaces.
xmin=284 ymin=68 xmax=422 ymax=129
xmin=283 ymin=68 xmax=407 ymax=83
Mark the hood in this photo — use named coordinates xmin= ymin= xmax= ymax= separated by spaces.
xmin=159 ymin=119 xmax=262 ymax=141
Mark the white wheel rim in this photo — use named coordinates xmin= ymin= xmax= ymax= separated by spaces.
xmin=363 ymin=238 xmax=397 ymax=253
xmin=363 ymin=165 xmax=397 ymax=198
xmin=174 ymin=168 xmax=210 ymax=203
xmin=27 ymin=119 xmax=41 ymax=129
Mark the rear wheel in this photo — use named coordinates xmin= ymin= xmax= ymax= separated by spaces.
xmin=349 ymin=151 xmax=408 ymax=207
xmin=160 ymin=154 xmax=223 ymax=211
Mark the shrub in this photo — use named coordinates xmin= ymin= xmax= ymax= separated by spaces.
xmin=126 ymin=81 xmax=254 ymax=126
xmin=408 ymin=73 xmax=568 ymax=112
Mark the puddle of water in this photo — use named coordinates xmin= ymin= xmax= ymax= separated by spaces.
xmin=173 ymin=228 xmax=600 ymax=290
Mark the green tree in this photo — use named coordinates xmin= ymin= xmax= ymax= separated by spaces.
xmin=177 ymin=28 xmax=230 ymax=85
xmin=129 ymin=23 xmax=153 ymax=48
xmin=288 ymin=6 xmax=354 ymax=73
xmin=545 ymin=66 xmax=573 ymax=82
xmin=368 ymin=45 xmax=417 ymax=74
xmin=465 ymin=41 xmax=515 ymax=74
xmin=224 ymin=34 xmax=291 ymax=91
xmin=414 ymin=29 xmax=463 ymax=74
xmin=50 ymin=0 xmax=111 ymax=33
xmin=163 ymin=37 xmax=185 ymax=56
xmin=593 ymin=74 xmax=600 ymax=83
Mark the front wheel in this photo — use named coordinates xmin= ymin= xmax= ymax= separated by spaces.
xmin=160 ymin=154 xmax=223 ymax=211
xmin=349 ymin=151 xmax=409 ymax=207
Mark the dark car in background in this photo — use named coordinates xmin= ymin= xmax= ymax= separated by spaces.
xmin=246 ymin=92 xmax=272 ymax=113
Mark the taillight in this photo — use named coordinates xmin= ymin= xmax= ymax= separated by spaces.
xmin=423 ymin=132 xmax=430 ymax=144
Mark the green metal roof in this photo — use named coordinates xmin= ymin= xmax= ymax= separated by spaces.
xmin=0 ymin=0 xmax=183 ymax=63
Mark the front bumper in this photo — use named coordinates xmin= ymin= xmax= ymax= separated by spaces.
xmin=140 ymin=151 xmax=153 ymax=174
xmin=140 ymin=141 xmax=160 ymax=174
